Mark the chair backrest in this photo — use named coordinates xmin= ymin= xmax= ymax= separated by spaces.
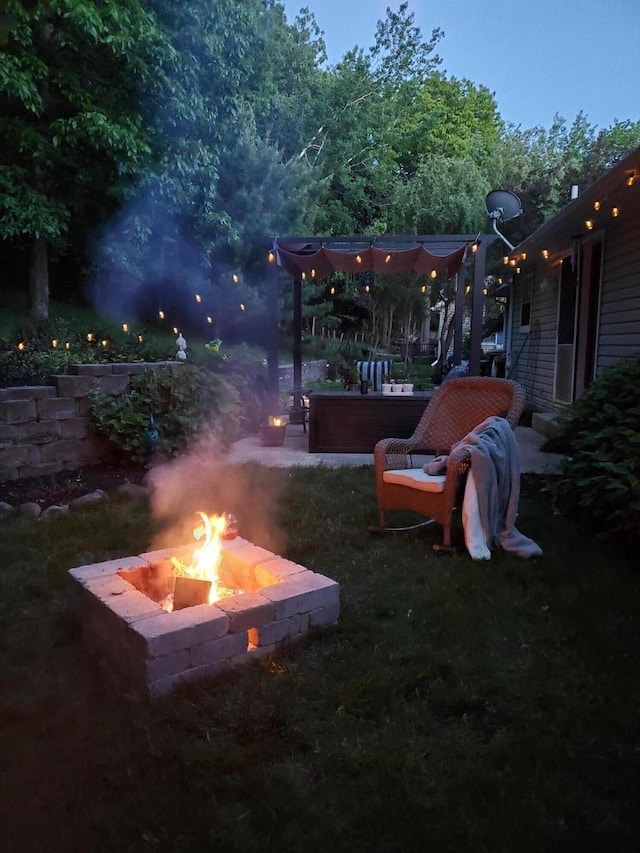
xmin=411 ymin=377 xmax=526 ymax=455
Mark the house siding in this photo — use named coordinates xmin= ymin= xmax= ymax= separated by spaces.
xmin=509 ymin=264 xmax=562 ymax=412
xmin=596 ymin=211 xmax=640 ymax=371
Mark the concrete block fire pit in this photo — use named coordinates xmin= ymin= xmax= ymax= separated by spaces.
xmin=69 ymin=536 xmax=339 ymax=700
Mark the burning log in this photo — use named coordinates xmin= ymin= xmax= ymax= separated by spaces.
xmin=173 ymin=576 xmax=212 ymax=610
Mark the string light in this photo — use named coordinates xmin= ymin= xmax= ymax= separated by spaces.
xmin=310 ymin=268 xmax=316 ymax=278
xmin=137 ymin=335 xmax=144 ymax=343
xmin=87 ymin=333 xmax=94 ymax=342
xmin=267 ymin=251 xmax=275 ymax=263
xmin=385 ymin=254 xmax=391 ymax=263
xmin=364 ymin=284 xmax=370 ymax=293
xmin=65 ymin=341 xmax=71 ymax=350
xmin=101 ymin=339 xmax=108 ymax=347
xmin=541 ymin=249 xmax=549 ymax=259
xmin=122 ymin=323 xmax=129 ymax=333
xmin=18 ymin=342 xmax=25 ymax=351
xmin=240 ymin=303 xmax=246 ymax=311
xmin=611 ymin=207 xmax=620 ymax=217
xmin=471 ymin=243 xmax=478 ymax=253
xmin=51 ymin=339 xmax=58 ymax=348
xmin=593 ymin=201 xmax=601 ymax=211
xmin=421 ymin=285 xmax=426 ymax=293
xmin=195 ymin=294 xmax=202 ymax=303
xmin=503 ymin=256 xmax=509 ymax=265
xmin=585 ymin=219 xmax=594 ymax=230
xmin=430 ymin=270 xmax=437 ymax=279
xmin=356 ymin=255 xmax=362 ymax=264
xmin=627 ymin=173 xmax=637 ymax=186
xmin=232 ymin=273 xmax=239 ymax=284
xmin=158 ymin=310 xmax=165 ymax=320
xmin=206 ymin=316 xmax=213 ymax=324
xmin=330 ymin=286 xmax=336 ymax=295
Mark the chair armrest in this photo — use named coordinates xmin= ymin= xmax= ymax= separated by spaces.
xmin=374 ymin=435 xmax=427 ymax=472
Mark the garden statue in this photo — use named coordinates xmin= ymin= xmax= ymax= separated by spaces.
xmin=176 ymin=333 xmax=187 ymax=360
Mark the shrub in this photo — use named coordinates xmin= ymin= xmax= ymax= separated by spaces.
xmin=88 ymin=364 xmax=241 ymax=464
xmin=549 ymin=355 xmax=640 ymax=550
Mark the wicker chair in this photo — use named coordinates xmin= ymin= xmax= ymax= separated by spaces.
xmin=372 ymin=377 xmax=526 ymax=548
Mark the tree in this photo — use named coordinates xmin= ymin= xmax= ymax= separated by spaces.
xmin=0 ymin=0 xmax=168 ymax=318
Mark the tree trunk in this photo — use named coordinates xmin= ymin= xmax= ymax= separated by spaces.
xmin=29 ymin=236 xmax=49 ymax=321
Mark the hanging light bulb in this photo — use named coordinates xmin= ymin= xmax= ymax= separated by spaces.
xmin=267 ymin=251 xmax=275 ymax=263
xmin=137 ymin=335 xmax=144 ymax=343
xmin=158 ymin=310 xmax=165 ymax=320
xmin=232 ymin=273 xmax=239 ymax=284
xmin=364 ymin=284 xmax=370 ymax=293
xmin=385 ymin=254 xmax=391 ymax=263
xmin=356 ymin=254 xmax=362 ymax=264
xmin=585 ymin=219 xmax=594 ymax=230
xmin=593 ymin=201 xmax=601 ymax=211
xmin=65 ymin=341 xmax=71 ymax=350
xmin=206 ymin=316 xmax=213 ymax=324
xmin=421 ymin=285 xmax=426 ymax=293
xmin=240 ymin=303 xmax=246 ymax=311
xmin=541 ymin=249 xmax=549 ymax=260
xmin=51 ymin=339 xmax=58 ymax=348
xmin=430 ymin=270 xmax=437 ymax=279
xmin=330 ymin=286 xmax=336 ymax=295
xmin=611 ymin=207 xmax=620 ymax=217
xmin=195 ymin=294 xmax=202 ymax=303
xmin=122 ymin=323 xmax=129 ymax=333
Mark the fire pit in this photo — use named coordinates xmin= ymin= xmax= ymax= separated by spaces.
xmin=68 ymin=516 xmax=339 ymax=699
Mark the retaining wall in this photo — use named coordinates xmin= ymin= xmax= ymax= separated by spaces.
xmin=1 ymin=359 xmax=328 ymax=482
xmin=0 ymin=362 xmax=180 ymax=482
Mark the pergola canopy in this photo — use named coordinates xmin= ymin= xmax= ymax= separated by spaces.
xmin=275 ymin=236 xmax=469 ymax=280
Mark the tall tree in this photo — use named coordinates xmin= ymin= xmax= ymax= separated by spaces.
xmin=0 ymin=0 xmax=168 ymax=318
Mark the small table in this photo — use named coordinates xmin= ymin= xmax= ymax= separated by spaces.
xmin=308 ymin=391 xmax=433 ymax=453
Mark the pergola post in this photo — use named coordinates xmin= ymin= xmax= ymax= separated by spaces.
xmin=469 ymin=242 xmax=487 ymax=376
xmin=292 ymin=277 xmax=303 ymax=407
xmin=266 ymin=256 xmax=280 ymax=414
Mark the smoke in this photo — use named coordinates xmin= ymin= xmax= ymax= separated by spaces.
xmin=86 ymin=189 xmax=213 ymax=329
xmin=145 ymin=430 xmax=287 ymax=558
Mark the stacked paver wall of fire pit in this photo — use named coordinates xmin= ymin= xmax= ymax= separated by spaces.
xmin=0 ymin=362 xmax=181 ymax=482
xmin=69 ymin=536 xmax=340 ymax=700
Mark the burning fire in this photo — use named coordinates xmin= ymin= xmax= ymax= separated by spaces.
xmin=165 ymin=512 xmax=239 ymax=611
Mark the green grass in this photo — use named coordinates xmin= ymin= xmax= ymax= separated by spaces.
xmin=1 ymin=467 xmax=639 ymax=852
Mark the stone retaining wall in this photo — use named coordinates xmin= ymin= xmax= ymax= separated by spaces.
xmin=0 ymin=362 xmax=180 ymax=482
xmin=1 ymin=359 xmax=328 ymax=482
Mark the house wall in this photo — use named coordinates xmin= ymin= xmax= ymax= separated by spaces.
xmin=508 ymin=264 xmax=563 ymax=412
xmin=596 ymin=208 xmax=640 ymax=372
xmin=508 ymin=207 xmax=640 ymax=413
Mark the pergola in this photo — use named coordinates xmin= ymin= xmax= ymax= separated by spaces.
xmin=264 ymin=233 xmax=499 ymax=408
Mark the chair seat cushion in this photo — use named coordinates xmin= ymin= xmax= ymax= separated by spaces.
xmin=382 ymin=468 xmax=447 ymax=493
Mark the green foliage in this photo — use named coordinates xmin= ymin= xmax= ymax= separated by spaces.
xmin=0 ymin=313 xmax=173 ymax=385
xmin=548 ymin=356 xmax=640 ymax=549
xmin=88 ymin=364 xmax=241 ymax=464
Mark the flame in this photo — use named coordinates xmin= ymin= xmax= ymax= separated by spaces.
xmin=171 ymin=512 xmax=227 ymax=604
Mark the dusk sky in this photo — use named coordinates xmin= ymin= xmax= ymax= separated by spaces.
xmin=282 ymin=0 xmax=640 ymax=131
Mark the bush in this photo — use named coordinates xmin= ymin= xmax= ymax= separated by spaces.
xmin=88 ymin=364 xmax=241 ymax=464
xmin=549 ymin=356 xmax=640 ymax=549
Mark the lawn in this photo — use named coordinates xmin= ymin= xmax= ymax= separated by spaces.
xmin=1 ymin=463 xmax=639 ymax=853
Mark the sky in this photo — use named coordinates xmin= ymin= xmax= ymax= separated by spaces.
xmin=282 ymin=0 xmax=640 ymax=131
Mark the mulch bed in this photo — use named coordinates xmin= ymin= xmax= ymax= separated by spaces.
xmin=1 ymin=462 xmax=148 ymax=509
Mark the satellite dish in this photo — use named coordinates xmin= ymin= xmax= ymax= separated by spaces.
xmin=485 ymin=190 xmax=523 ymax=250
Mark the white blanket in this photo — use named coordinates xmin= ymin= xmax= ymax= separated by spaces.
xmin=453 ymin=416 xmax=543 ymax=560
